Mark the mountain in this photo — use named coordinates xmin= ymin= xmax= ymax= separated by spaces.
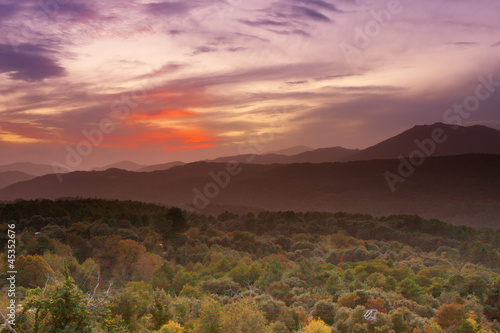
xmin=0 ymin=162 xmax=71 ymax=176
xmin=269 ymin=146 xmax=313 ymax=156
xmin=0 ymin=171 xmax=36 ymax=189
xmin=291 ymin=147 xmax=359 ymax=163
xmin=208 ymin=147 xmax=359 ymax=165
xmin=209 ymin=153 xmax=291 ymax=164
xmin=93 ymin=161 xmax=146 ymax=171
xmin=1 ymin=154 xmax=499 ymax=227
xmin=348 ymin=123 xmax=500 ymax=161
xmin=137 ymin=161 xmax=185 ymax=172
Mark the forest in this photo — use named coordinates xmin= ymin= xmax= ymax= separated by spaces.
xmin=0 ymin=199 xmax=499 ymax=332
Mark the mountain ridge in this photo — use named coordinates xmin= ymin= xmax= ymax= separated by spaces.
xmin=1 ymin=154 xmax=499 ymax=227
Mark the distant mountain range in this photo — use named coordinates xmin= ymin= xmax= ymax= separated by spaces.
xmin=0 ymin=162 xmax=71 ymax=176
xmin=136 ymin=161 xmax=185 ymax=172
xmin=93 ymin=161 xmax=185 ymax=172
xmin=92 ymin=161 xmax=146 ymax=172
xmin=269 ymin=146 xmax=312 ymax=156
xmin=1 ymin=122 xmax=500 ymax=227
xmin=208 ymin=147 xmax=359 ymax=164
xmin=3 ymin=123 xmax=500 ymax=176
xmin=1 ymin=154 xmax=498 ymax=227
xmin=348 ymin=123 xmax=500 ymax=161
xmin=0 ymin=171 xmax=36 ymax=189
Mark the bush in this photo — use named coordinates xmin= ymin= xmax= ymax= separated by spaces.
xmin=304 ymin=319 xmax=332 ymax=333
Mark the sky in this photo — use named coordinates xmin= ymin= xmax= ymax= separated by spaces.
xmin=1 ymin=0 xmax=500 ymax=169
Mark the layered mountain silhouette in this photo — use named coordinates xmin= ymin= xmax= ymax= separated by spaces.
xmin=2 ymin=123 xmax=499 ymax=174
xmin=1 ymin=154 xmax=499 ymax=227
xmin=0 ymin=171 xmax=36 ymax=189
xmin=1 ymin=123 xmax=499 ymax=227
xmin=208 ymin=147 xmax=359 ymax=165
xmin=202 ymin=123 xmax=500 ymax=165
xmin=348 ymin=123 xmax=500 ymax=161
xmin=0 ymin=162 xmax=71 ymax=176
xmin=137 ymin=161 xmax=185 ymax=172
xmin=269 ymin=146 xmax=312 ymax=155
xmin=93 ymin=161 xmax=146 ymax=172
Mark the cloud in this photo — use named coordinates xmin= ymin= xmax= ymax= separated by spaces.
xmin=226 ymin=47 xmax=246 ymax=52
xmin=292 ymin=0 xmax=342 ymax=12
xmin=452 ymin=42 xmax=477 ymax=46
xmin=0 ymin=2 xmax=20 ymax=21
xmin=0 ymin=43 xmax=66 ymax=81
xmin=192 ymin=45 xmax=218 ymax=55
xmin=289 ymin=5 xmax=332 ymax=21
xmin=144 ymin=1 xmax=192 ymax=17
xmin=286 ymin=80 xmax=308 ymax=85
xmin=239 ymin=19 xmax=291 ymax=27
xmin=315 ymin=74 xmax=358 ymax=81
xmin=263 ymin=2 xmax=334 ymax=22
xmin=492 ymin=41 xmax=500 ymax=47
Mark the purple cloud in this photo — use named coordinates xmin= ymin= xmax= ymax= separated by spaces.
xmin=239 ymin=19 xmax=292 ymax=27
xmin=0 ymin=2 xmax=20 ymax=21
xmin=0 ymin=43 xmax=66 ymax=82
xmin=144 ymin=1 xmax=191 ymax=16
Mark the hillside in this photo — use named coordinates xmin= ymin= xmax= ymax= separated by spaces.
xmin=93 ymin=161 xmax=147 ymax=171
xmin=137 ymin=161 xmax=185 ymax=172
xmin=1 ymin=154 xmax=499 ymax=227
xmin=0 ymin=162 xmax=71 ymax=176
xmin=0 ymin=199 xmax=499 ymax=332
xmin=348 ymin=123 xmax=500 ymax=161
xmin=0 ymin=171 xmax=36 ymax=189
xmin=209 ymin=147 xmax=359 ymax=165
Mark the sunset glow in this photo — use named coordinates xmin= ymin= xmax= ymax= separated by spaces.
xmin=1 ymin=0 xmax=499 ymax=168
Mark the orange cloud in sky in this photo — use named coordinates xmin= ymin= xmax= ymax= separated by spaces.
xmin=101 ymin=128 xmax=218 ymax=151
xmin=127 ymin=109 xmax=196 ymax=123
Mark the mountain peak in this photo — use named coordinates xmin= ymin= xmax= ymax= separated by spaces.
xmin=349 ymin=122 xmax=500 ymax=161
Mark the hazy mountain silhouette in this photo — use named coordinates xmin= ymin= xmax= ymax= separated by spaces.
xmin=93 ymin=161 xmax=146 ymax=171
xmin=292 ymin=147 xmax=360 ymax=163
xmin=208 ymin=147 xmax=359 ymax=164
xmin=348 ymin=123 xmax=500 ymax=161
xmin=1 ymin=154 xmax=499 ymax=227
xmin=0 ymin=171 xmax=36 ymax=189
xmin=209 ymin=153 xmax=291 ymax=164
xmin=0 ymin=162 xmax=71 ymax=176
xmin=269 ymin=146 xmax=312 ymax=155
xmin=205 ymin=123 xmax=500 ymax=165
xmin=137 ymin=161 xmax=185 ymax=172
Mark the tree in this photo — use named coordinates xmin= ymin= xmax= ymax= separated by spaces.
xmin=169 ymin=208 xmax=188 ymax=234
xmin=17 ymin=255 xmax=54 ymax=288
xmin=485 ymin=277 xmax=500 ymax=321
xmin=23 ymin=274 xmax=92 ymax=333
xmin=220 ymin=299 xmax=268 ymax=333
xmin=148 ymin=289 xmax=173 ymax=330
xmin=435 ymin=303 xmax=467 ymax=330
xmin=194 ymin=298 xmax=223 ymax=333
xmin=158 ymin=321 xmax=185 ymax=333
xmin=397 ymin=278 xmax=423 ymax=302
xmin=304 ymin=319 xmax=332 ymax=333
xmin=311 ymin=300 xmax=338 ymax=325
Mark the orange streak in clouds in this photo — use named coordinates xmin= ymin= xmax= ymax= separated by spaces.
xmin=163 ymin=143 xmax=215 ymax=151
xmin=102 ymin=128 xmax=219 ymax=151
xmin=127 ymin=109 xmax=196 ymax=123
